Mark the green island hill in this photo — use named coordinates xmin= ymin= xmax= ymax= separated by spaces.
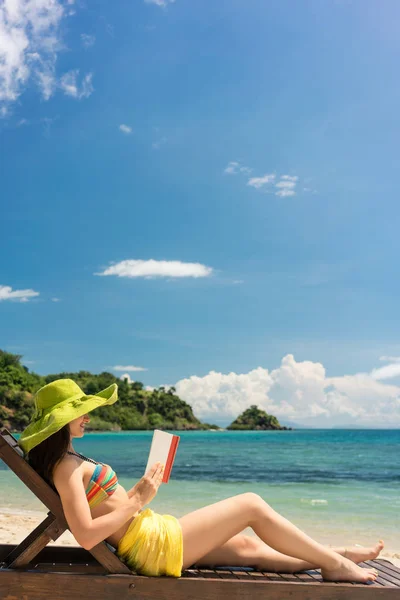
xmin=0 ymin=350 xmax=291 ymax=433
xmin=227 ymin=405 xmax=292 ymax=430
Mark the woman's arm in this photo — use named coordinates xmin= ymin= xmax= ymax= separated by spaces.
xmin=53 ymin=459 xmax=164 ymax=550
xmin=126 ymin=463 xmax=166 ymax=499
xmin=127 ymin=486 xmax=142 ymax=500
xmin=53 ymin=460 xmax=141 ymax=550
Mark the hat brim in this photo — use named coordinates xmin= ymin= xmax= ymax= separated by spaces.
xmin=19 ymin=383 xmax=118 ymax=454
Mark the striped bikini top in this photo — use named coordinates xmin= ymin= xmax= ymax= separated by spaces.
xmin=85 ymin=463 xmax=119 ymax=508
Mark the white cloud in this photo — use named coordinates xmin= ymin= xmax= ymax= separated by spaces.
xmin=174 ymin=354 xmax=400 ymax=427
xmin=224 ymin=161 xmax=240 ymax=174
xmin=275 ymin=175 xmax=298 ymax=197
xmin=119 ymin=124 xmax=132 ymax=134
xmin=276 ymin=180 xmax=297 ymax=189
xmin=0 ymin=0 xmax=67 ymax=111
xmin=247 ymin=174 xmax=276 ymax=189
xmin=112 ymin=365 xmax=148 ymax=372
xmin=36 ymin=70 xmax=55 ymax=100
xmin=380 ymin=356 xmax=400 ymax=363
xmin=144 ymin=0 xmax=175 ymax=6
xmin=152 ymin=136 xmax=167 ymax=149
xmin=95 ymin=259 xmax=213 ymax=279
xmin=81 ymin=33 xmax=95 ymax=48
xmin=120 ymin=373 xmax=132 ymax=383
xmin=370 ymin=363 xmax=400 ymax=381
xmin=0 ymin=285 xmax=39 ymax=302
xmin=51 ymin=297 xmax=60 ymax=302
xmin=276 ymin=188 xmax=296 ymax=198
xmin=59 ymin=70 xmax=93 ymax=99
xmin=224 ymin=161 xmax=252 ymax=175
xmin=226 ymin=166 xmax=303 ymax=197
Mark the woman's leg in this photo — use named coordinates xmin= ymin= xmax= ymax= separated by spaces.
xmin=195 ymin=534 xmax=316 ymax=572
xmin=178 ymin=493 xmax=378 ymax=582
xmin=195 ymin=534 xmax=385 ymax=574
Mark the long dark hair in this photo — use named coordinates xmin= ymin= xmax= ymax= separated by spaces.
xmin=27 ymin=425 xmax=70 ymax=490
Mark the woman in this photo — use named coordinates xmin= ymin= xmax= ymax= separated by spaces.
xmin=19 ymin=378 xmax=383 ymax=582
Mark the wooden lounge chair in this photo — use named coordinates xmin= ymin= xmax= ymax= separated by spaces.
xmin=1 ymin=428 xmax=399 ymax=599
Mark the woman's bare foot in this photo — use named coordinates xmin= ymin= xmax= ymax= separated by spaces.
xmin=343 ymin=540 xmax=384 ymax=564
xmin=322 ymin=556 xmax=378 ymax=583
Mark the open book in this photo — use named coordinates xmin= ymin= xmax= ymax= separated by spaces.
xmin=145 ymin=429 xmax=180 ymax=484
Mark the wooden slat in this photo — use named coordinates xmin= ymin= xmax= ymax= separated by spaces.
xmin=0 ymin=544 xmax=96 ymax=564
xmin=33 ymin=563 xmax=107 ymax=574
xmin=370 ymin=560 xmax=400 ymax=582
xmin=199 ymin=568 xmax=222 ymax=578
xmin=260 ymin=571 xmax=286 ymax=581
xmin=375 ymin=574 xmax=400 ymax=588
xmin=243 ymin=569 xmax=269 ymax=579
xmin=0 ymin=432 xmax=67 ymax=526
xmin=274 ymin=572 xmax=299 ymax=581
xmin=1 ymin=569 xmax=399 ymax=600
xmin=294 ymin=571 xmax=324 ymax=584
xmin=6 ymin=513 xmax=66 ymax=568
xmin=186 ymin=567 xmax=206 ymax=577
xmin=284 ymin=572 xmax=299 ymax=579
xmin=374 ymin=575 xmax=398 ymax=588
xmin=181 ymin=569 xmax=204 ymax=578
xmin=228 ymin=572 xmax=254 ymax=580
xmin=359 ymin=561 xmax=400 ymax=588
xmin=209 ymin=567 xmax=256 ymax=580
xmin=89 ymin=542 xmax=132 ymax=575
xmin=369 ymin=569 xmax=400 ymax=587
xmin=214 ymin=568 xmax=239 ymax=579
xmin=304 ymin=568 xmax=324 ymax=582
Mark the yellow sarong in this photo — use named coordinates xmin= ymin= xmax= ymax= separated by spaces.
xmin=117 ymin=508 xmax=183 ymax=577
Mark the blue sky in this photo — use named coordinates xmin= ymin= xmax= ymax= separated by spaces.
xmin=2 ymin=0 xmax=400 ymax=426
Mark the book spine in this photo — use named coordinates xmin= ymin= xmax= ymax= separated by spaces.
xmin=163 ymin=435 xmax=180 ymax=483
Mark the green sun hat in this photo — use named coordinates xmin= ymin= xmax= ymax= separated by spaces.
xmin=19 ymin=378 xmax=118 ymax=454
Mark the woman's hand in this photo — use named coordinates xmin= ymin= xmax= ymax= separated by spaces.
xmin=128 ymin=462 xmax=165 ymax=508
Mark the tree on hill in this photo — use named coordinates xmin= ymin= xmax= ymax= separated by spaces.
xmin=0 ymin=350 xmax=211 ymax=432
xmin=227 ymin=405 xmax=291 ymax=430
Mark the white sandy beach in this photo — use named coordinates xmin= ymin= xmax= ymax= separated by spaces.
xmin=0 ymin=509 xmax=78 ymax=548
xmin=1 ymin=508 xmax=399 ymax=570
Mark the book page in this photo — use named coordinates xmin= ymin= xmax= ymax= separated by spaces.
xmin=145 ymin=429 xmax=180 ymax=483
xmin=145 ymin=430 xmax=174 ymax=474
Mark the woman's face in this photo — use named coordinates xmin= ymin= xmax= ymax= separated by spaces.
xmin=69 ymin=414 xmax=90 ymax=439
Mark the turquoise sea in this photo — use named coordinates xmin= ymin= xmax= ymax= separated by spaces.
xmin=1 ymin=429 xmax=399 ymax=561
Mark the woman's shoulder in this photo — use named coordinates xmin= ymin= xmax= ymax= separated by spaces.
xmin=53 ymin=453 xmax=84 ymax=485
